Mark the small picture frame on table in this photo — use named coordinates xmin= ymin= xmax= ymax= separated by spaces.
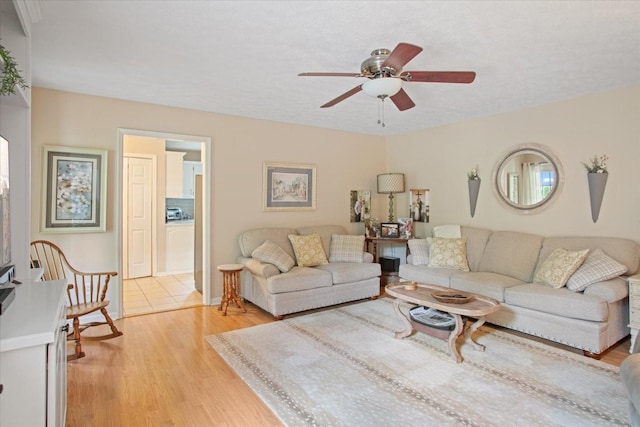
xmin=380 ymin=222 xmax=400 ymax=238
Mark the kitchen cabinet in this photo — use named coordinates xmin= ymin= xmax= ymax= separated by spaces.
xmin=165 ymin=151 xmax=186 ymax=198
xmin=0 ymin=278 xmax=68 ymax=426
xmin=182 ymin=161 xmax=203 ymax=198
xmin=166 ymin=222 xmax=195 ymax=273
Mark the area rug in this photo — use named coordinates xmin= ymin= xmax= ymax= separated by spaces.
xmin=206 ymin=298 xmax=628 ymax=426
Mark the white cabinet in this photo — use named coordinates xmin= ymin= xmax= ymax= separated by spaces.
xmin=182 ymin=161 xmax=202 ymax=198
xmin=165 ymin=151 xmax=186 ymax=198
xmin=166 ymin=223 xmax=195 ymax=273
xmin=0 ymin=279 xmax=67 ymax=426
xmin=629 ymin=274 xmax=640 ymax=353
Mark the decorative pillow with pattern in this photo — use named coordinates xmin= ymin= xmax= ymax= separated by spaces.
xmin=288 ymin=234 xmax=329 ymax=267
xmin=408 ymin=239 xmax=429 ymax=265
xmin=251 ymin=239 xmax=295 ymax=273
xmin=329 ymin=234 xmax=365 ymax=263
xmin=533 ymin=248 xmax=589 ymax=288
xmin=566 ymin=249 xmax=627 ymax=292
xmin=426 ymin=237 xmax=470 ymax=271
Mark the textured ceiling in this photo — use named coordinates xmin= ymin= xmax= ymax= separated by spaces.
xmin=31 ymin=1 xmax=640 ymax=136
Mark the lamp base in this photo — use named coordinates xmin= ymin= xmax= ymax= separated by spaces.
xmin=387 ymin=193 xmax=395 ymax=222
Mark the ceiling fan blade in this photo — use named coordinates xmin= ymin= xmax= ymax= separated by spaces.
xmin=381 ymin=43 xmax=423 ymax=71
xmin=320 ymin=85 xmax=363 ymax=108
xmin=401 ymin=71 xmax=476 ymax=83
xmin=389 ymin=88 xmax=415 ymax=111
xmin=299 ymin=72 xmax=362 ymax=77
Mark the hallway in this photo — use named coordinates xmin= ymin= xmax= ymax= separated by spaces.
xmin=123 ymin=273 xmax=202 ymax=317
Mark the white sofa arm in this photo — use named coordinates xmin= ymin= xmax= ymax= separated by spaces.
xmin=237 ymin=257 xmax=280 ymax=279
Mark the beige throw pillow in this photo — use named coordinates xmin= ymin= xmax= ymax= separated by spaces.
xmin=426 ymin=237 xmax=470 ymax=271
xmin=329 ymin=234 xmax=365 ymax=263
xmin=533 ymin=248 xmax=589 ymax=288
xmin=251 ymin=239 xmax=295 ymax=273
xmin=288 ymin=234 xmax=329 ymax=267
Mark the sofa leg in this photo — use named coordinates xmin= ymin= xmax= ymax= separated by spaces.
xmin=273 ymin=315 xmax=285 ymax=321
xmin=370 ymin=295 xmax=379 ymax=300
xmin=583 ymin=350 xmax=603 ymax=359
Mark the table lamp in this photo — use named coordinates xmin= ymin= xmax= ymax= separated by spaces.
xmin=377 ymin=173 xmax=405 ymax=222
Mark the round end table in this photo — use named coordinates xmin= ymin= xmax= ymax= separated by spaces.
xmin=216 ymin=264 xmax=247 ymax=315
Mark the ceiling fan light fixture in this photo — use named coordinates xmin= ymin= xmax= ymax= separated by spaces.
xmin=362 ymin=78 xmax=402 ymax=98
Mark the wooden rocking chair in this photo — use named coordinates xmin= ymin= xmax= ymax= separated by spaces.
xmin=30 ymin=240 xmax=123 ymax=360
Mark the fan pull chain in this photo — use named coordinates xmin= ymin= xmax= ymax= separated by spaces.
xmin=377 ymin=96 xmax=386 ymax=127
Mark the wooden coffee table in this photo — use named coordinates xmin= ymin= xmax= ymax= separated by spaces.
xmin=385 ymin=282 xmax=500 ymax=363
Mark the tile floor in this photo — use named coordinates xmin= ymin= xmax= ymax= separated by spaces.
xmin=123 ymin=273 xmax=203 ymax=317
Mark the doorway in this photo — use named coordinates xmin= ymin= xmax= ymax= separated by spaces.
xmin=118 ymin=129 xmax=212 ymax=318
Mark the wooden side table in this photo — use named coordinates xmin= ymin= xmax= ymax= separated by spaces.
xmin=217 ymin=264 xmax=247 ymax=315
xmin=365 ymin=237 xmax=410 ymax=286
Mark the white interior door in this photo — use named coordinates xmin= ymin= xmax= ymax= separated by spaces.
xmin=127 ymin=156 xmax=153 ymax=278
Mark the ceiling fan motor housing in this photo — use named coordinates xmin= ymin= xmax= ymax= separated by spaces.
xmin=361 ymin=48 xmax=399 ymax=78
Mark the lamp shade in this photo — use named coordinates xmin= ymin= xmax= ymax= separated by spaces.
xmin=377 ymin=173 xmax=405 ymax=194
xmin=362 ymin=78 xmax=402 ymax=98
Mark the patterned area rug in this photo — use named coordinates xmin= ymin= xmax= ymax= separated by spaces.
xmin=206 ymin=298 xmax=628 ymax=426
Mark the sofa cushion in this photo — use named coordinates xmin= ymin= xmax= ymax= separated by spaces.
xmin=504 ymin=283 xmax=609 ymax=322
xmin=566 ymin=249 xmax=628 ymax=292
xmin=477 ymin=231 xmax=543 ymax=282
xmin=427 ymin=237 xmax=470 ymax=271
xmin=251 ymin=240 xmax=295 ymax=272
xmin=329 ymin=234 xmax=365 ymax=263
xmin=533 ymin=248 xmax=589 ymax=288
xmin=288 ymin=234 xmax=329 ymax=267
xmin=238 ymin=227 xmax=298 ymax=259
xmin=583 ymin=277 xmax=628 ymax=303
xmin=266 ymin=267 xmax=332 ymax=293
xmin=450 ymin=272 xmax=525 ymax=302
xmin=407 ymin=239 xmax=429 ymax=265
xmin=314 ymin=262 xmax=381 ymax=285
xmin=460 ymin=226 xmax=493 ymax=272
xmin=398 ymin=264 xmax=460 ymax=288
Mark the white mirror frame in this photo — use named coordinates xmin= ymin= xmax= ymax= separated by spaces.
xmin=491 ymin=143 xmax=565 ymax=215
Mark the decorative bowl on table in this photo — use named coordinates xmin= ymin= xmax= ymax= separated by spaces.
xmin=403 ymin=282 xmax=418 ymax=290
xmin=431 ymin=291 xmax=472 ymax=304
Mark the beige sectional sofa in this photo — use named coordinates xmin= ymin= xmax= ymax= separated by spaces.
xmin=237 ymin=225 xmax=381 ymax=319
xmin=399 ymin=226 xmax=640 ymax=355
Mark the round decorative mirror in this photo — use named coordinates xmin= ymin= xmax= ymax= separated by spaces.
xmin=491 ymin=143 xmax=564 ymax=214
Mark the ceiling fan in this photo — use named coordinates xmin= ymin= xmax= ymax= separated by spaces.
xmin=298 ymin=42 xmax=476 ymax=114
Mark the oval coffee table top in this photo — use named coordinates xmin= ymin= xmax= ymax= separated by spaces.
xmin=385 ymin=281 xmax=500 ymax=317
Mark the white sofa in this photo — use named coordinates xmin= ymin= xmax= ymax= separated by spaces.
xmin=399 ymin=226 xmax=640 ymax=356
xmin=237 ymin=225 xmax=381 ymax=319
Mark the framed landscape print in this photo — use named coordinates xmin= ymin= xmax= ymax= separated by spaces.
xmin=41 ymin=145 xmax=108 ymax=233
xmin=263 ymin=162 xmax=316 ymax=211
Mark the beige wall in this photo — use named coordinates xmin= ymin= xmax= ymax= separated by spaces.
xmin=30 ymin=88 xmax=387 ymax=310
xmin=387 ymin=85 xmax=640 ymax=241
xmin=30 ymin=86 xmax=640 ymax=315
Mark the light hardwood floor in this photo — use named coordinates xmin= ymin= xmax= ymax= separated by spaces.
xmin=68 ymin=294 xmax=630 ymax=426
